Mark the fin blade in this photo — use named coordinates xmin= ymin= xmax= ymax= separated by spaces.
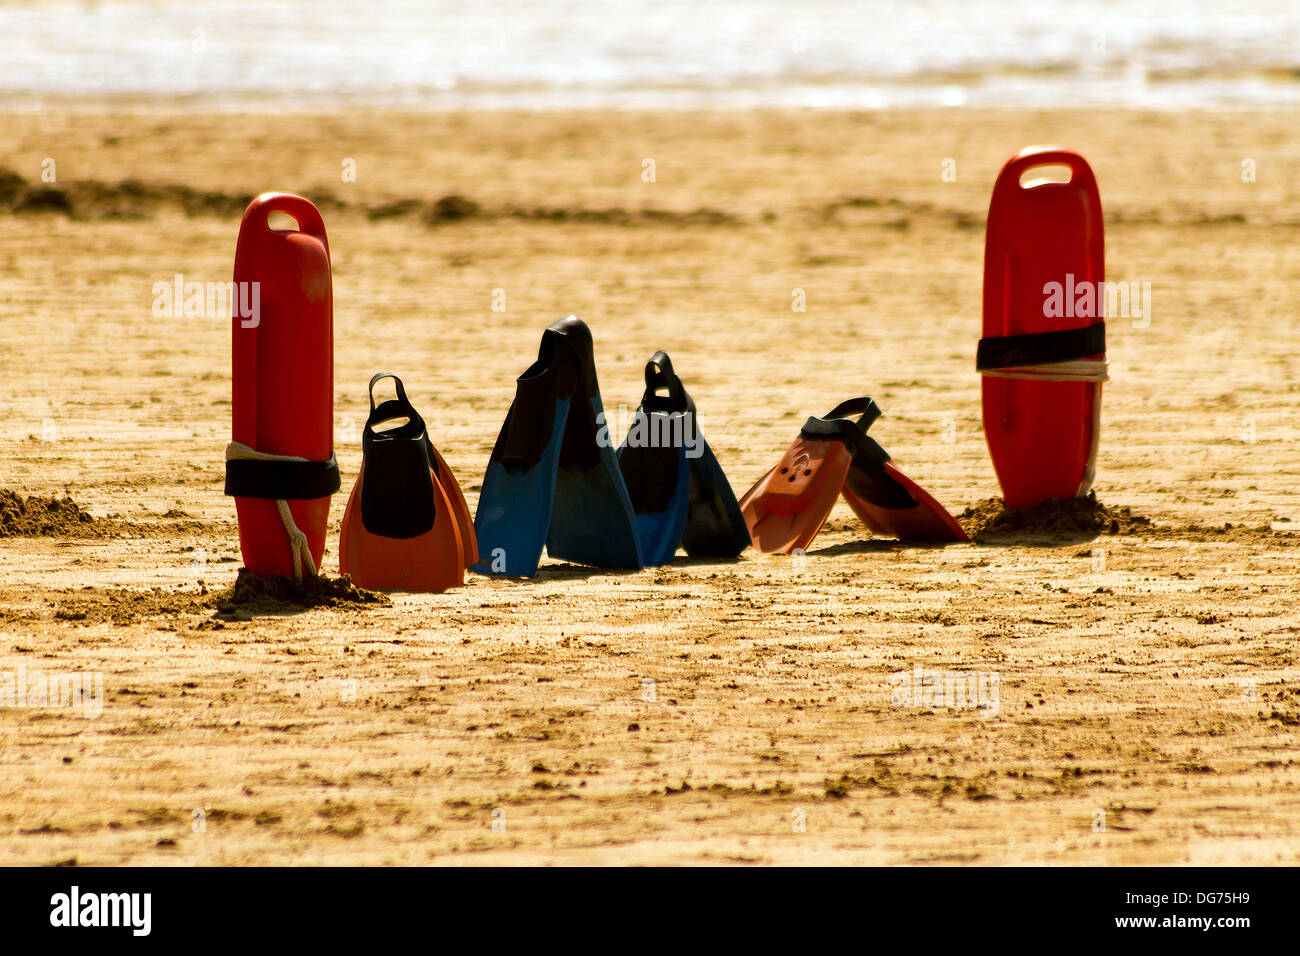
xmin=428 ymin=443 xmax=478 ymax=568
xmin=472 ymin=394 xmax=570 ymax=576
xmin=740 ymin=442 xmax=852 ymax=553
xmin=617 ymin=412 xmax=691 ymax=567
xmin=842 ymin=461 xmax=968 ymax=542
xmin=681 ymin=437 xmax=749 ymax=558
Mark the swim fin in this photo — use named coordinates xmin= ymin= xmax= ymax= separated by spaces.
xmin=339 ymin=373 xmax=476 ymax=590
xmin=617 ymin=351 xmax=749 ymax=563
xmin=740 ymin=398 xmax=967 ymax=553
xmin=473 ymin=316 xmax=643 ymax=576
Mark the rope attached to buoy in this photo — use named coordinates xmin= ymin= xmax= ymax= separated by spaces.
xmin=978 ymin=359 xmax=1109 ymax=383
xmin=225 ymin=441 xmax=318 ymax=581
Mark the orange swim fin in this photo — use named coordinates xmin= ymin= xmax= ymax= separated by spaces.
xmin=339 ymin=373 xmax=475 ymax=591
xmin=842 ymin=462 xmax=967 ymax=542
xmin=740 ymin=432 xmax=853 ymax=555
xmin=741 ymin=398 xmax=967 ymax=553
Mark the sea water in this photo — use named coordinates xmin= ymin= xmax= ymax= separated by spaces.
xmin=1 ymin=0 xmax=1298 ymax=110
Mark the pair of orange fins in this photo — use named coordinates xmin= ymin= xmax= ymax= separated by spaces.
xmin=740 ymin=398 xmax=967 ymax=553
xmin=339 ymin=373 xmax=477 ymax=591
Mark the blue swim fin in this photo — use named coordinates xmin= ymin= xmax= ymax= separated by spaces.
xmin=617 ymin=353 xmax=691 ymax=566
xmin=618 ymin=351 xmax=749 ymax=563
xmin=473 ymin=316 xmax=642 ymax=576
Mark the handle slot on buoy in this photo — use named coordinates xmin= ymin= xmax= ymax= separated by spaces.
xmin=1018 ymin=164 xmax=1074 ymax=188
xmin=267 ymin=211 xmax=301 ymax=232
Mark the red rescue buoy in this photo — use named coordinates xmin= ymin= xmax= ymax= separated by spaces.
xmin=225 ymin=193 xmax=339 ymax=578
xmin=980 ymin=147 xmax=1106 ymax=508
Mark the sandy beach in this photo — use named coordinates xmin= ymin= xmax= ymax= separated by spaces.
xmin=0 ymin=106 xmax=1297 ymax=865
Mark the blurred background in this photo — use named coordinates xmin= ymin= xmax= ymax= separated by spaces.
xmin=3 ymin=0 xmax=1300 ymax=110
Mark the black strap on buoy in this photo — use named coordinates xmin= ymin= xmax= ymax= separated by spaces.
xmin=224 ymin=452 xmax=340 ymax=499
xmin=976 ymin=322 xmax=1105 ymax=372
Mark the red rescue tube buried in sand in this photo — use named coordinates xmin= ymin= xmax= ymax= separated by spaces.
xmin=229 ymin=193 xmax=336 ymax=577
xmin=980 ymin=147 xmax=1105 ymax=509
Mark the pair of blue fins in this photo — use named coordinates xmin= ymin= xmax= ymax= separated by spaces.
xmin=471 ymin=316 xmax=966 ymax=577
xmin=472 ymin=316 xmax=749 ymax=576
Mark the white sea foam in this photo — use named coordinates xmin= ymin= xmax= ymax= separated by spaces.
xmin=2 ymin=0 xmax=1298 ymax=110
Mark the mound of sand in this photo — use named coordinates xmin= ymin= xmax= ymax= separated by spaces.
xmin=213 ymin=569 xmax=390 ymax=616
xmin=31 ymin=573 xmax=387 ymax=628
xmin=0 ymin=490 xmax=109 ymax=538
xmin=959 ymin=492 xmax=1153 ymax=541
